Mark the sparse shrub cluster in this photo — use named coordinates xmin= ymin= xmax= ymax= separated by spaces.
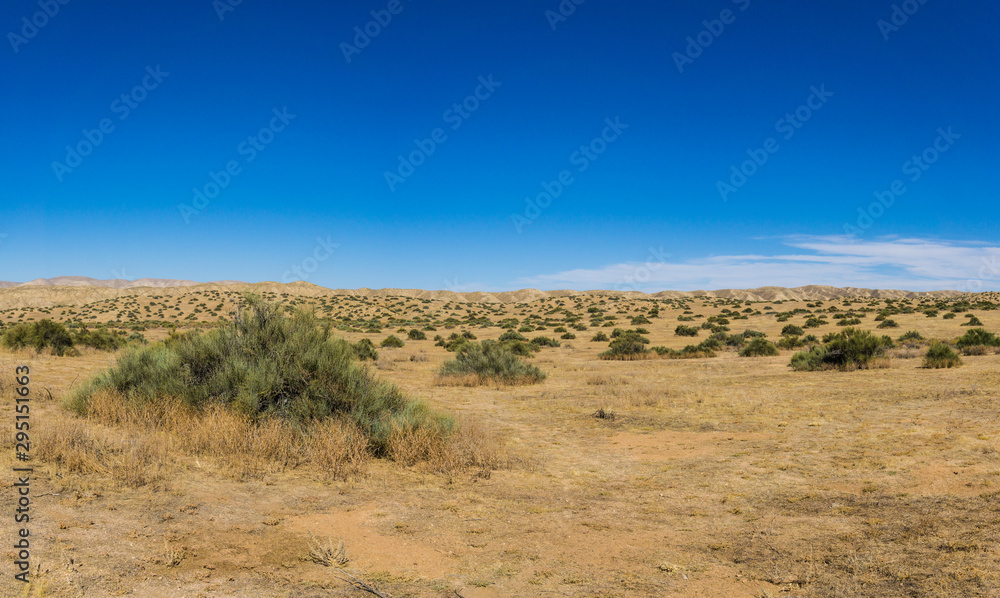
xmin=790 ymin=328 xmax=894 ymax=371
xmin=599 ymin=329 xmax=650 ymax=360
xmin=438 ymin=340 xmax=546 ymax=385
xmin=2 ymin=320 xmax=131 ymax=356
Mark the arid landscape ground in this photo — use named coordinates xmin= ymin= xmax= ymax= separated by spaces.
xmin=2 ymin=281 xmax=999 ymax=597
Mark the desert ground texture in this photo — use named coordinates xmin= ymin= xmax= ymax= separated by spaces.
xmin=2 ymin=283 xmax=1000 ymax=597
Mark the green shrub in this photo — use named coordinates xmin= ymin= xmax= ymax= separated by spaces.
xmin=560 ymin=332 xmax=576 ymax=340
xmin=439 ymin=340 xmax=545 ymax=385
xmin=923 ymin=343 xmax=962 ymax=368
xmin=943 ymin=313 xmax=956 ymax=319
xmin=530 ymin=336 xmax=561 ymax=348
xmin=407 ymin=329 xmax=427 ymax=341
xmin=651 ymin=345 xmax=716 ymax=359
xmin=776 ymin=336 xmax=805 ymax=350
xmin=631 ymin=315 xmax=651 ymax=325
xmin=962 ymin=315 xmax=984 ymax=326
xmin=68 ymin=295 xmax=447 ymax=454
xmin=380 ymin=335 xmax=405 ymax=348
xmin=590 ymin=331 xmax=609 ymax=342
xmin=74 ymin=325 xmax=127 ymax=351
xmin=499 ymin=330 xmax=527 ymax=342
xmin=781 ymin=324 xmax=804 ymax=336
xmin=790 ymin=328 xmax=894 ymax=371
xmin=2 ymin=320 xmax=75 ymax=356
xmin=955 ymin=328 xmax=1000 ymax=349
xmin=675 ymin=325 xmax=699 ymax=337
xmin=351 ymin=338 xmax=378 ymax=361
xmin=877 ymin=319 xmax=899 ymax=329
xmin=898 ymin=330 xmax=924 ymax=342
xmin=739 ymin=337 xmax=779 ymax=357
xmin=599 ymin=330 xmax=650 ymax=360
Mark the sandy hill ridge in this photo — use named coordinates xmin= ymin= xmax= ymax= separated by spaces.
xmin=0 ymin=277 xmax=968 ymax=310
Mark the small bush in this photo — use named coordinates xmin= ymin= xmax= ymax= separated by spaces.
xmin=962 ymin=315 xmax=984 ymax=326
xmin=590 ymin=331 xmax=609 ymax=342
xmin=675 ymin=325 xmax=699 ymax=337
xmin=923 ymin=343 xmax=962 ymax=368
xmin=530 ymin=336 xmax=561 ymax=348
xmin=790 ymin=328 xmax=894 ymax=372
xmin=739 ymin=337 xmax=779 ymax=357
xmin=599 ymin=330 xmax=650 ymax=360
xmin=877 ymin=319 xmax=899 ymax=329
xmin=407 ymin=329 xmax=427 ymax=341
xmin=438 ymin=341 xmax=545 ymax=385
xmin=781 ymin=324 xmax=804 ymax=337
xmin=956 ymin=328 xmax=1000 ymax=349
xmin=776 ymin=335 xmax=805 ymax=350
xmin=351 ymin=338 xmax=378 ymax=361
xmin=898 ymin=330 xmax=924 ymax=342
xmin=499 ymin=330 xmax=527 ymax=342
xmin=560 ymin=332 xmax=576 ymax=340
xmin=380 ymin=335 xmax=405 ymax=348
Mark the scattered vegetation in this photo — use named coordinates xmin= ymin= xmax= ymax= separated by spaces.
xmin=923 ymin=343 xmax=962 ymax=369
xmin=438 ymin=340 xmax=546 ymax=385
xmin=790 ymin=328 xmax=894 ymax=371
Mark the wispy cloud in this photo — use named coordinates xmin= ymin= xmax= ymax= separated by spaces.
xmin=514 ymin=236 xmax=1000 ymax=292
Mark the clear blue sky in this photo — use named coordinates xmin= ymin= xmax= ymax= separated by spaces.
xmin=2 ymin=0 xmax=998 ymax=292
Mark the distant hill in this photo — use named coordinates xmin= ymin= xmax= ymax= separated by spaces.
xmin=0 ymin=277 xmax=968 ymax=310
xmin=3 ymin=276 xmax=244 ymax=289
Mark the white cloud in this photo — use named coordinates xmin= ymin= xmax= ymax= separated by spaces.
xmin=514 ymin=236 xmax=1000 ymax=292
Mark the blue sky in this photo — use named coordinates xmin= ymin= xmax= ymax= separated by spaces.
xmin=2 ymin=0 xmax=998 ymax=292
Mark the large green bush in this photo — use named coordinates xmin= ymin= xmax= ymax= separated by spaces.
xmin=68 ymin=296 xmax=447 ymax=454
xmin=2 ymin=320 xmax=75 ymax=355
xmin=739 ymin=337 xmax=779 ymax=357
xmin=790 ymin=328 xmax=894 ymax=371
xmin=955 ymin=328 xmax=1000 ymax=349
xmin=439 ymin=340 xmax=545 ymax=385
xmin=923 ymin=343 xmax=962 ymax=369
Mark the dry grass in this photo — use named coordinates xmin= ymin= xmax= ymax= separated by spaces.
xmin=36 ymin=388 xmax=505 ymax=485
